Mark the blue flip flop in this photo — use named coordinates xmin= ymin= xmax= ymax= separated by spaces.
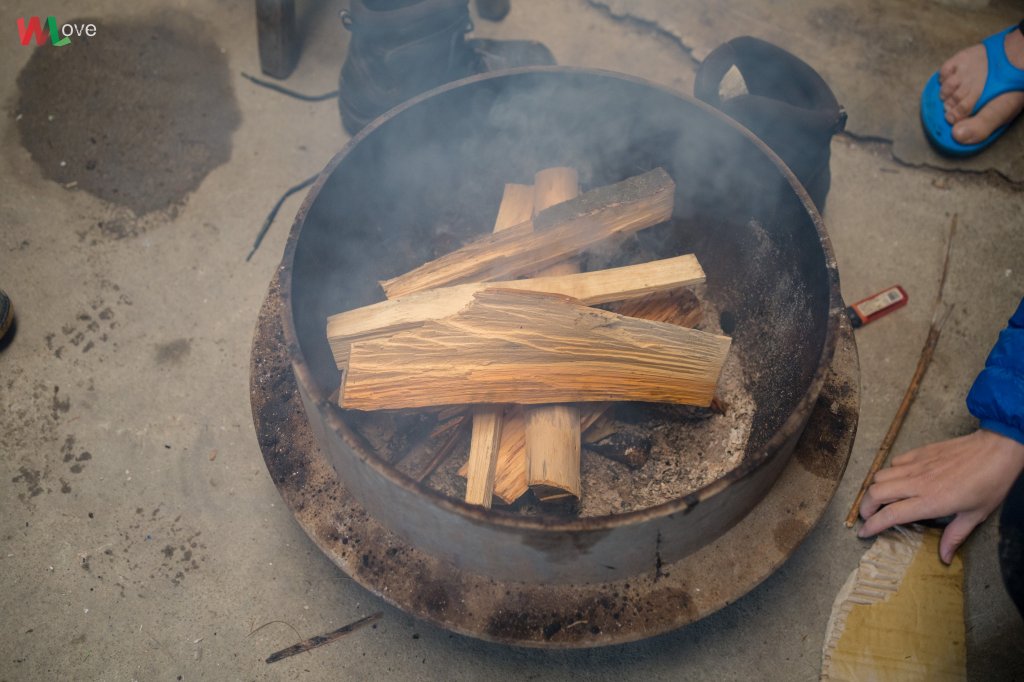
xmin=921 ymin=26 xmax=1024 ymax=156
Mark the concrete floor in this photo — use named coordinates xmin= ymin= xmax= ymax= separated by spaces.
xmin=1 ymin=0 xmax=1022 ymax=679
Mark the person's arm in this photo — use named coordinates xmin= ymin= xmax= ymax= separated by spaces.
xmin=858 ymin=298 xmax=1024 ymax=563
xmin=965 ymin=298 xmax=1024 ymax=443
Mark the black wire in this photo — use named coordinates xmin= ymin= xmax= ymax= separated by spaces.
xmin=240 ymin=70 xmax=334 ymax=260
xmin=246 ymin=174 xmax=319 ymax=262
xmin=240 ymin=71 xmax=339 ymax=102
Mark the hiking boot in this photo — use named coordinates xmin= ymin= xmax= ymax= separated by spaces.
xmin=0 ymin=289 xmax=13 ymax=343
xmin=338 ymin=0 xmax=554 ymax=135
xmin=475 ymin=0 xmax=510 ymax=22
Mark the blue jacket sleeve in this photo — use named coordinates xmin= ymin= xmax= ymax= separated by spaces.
xmin=966 ymin=298 xmax=1024 ymax=445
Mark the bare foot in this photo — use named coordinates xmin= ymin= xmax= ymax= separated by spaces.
xmin=938 ymin=28 xmax=1024 ymax=144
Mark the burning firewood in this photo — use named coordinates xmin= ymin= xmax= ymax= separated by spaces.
xmin=326 ymin=253 xmax=706 ymax=370
xmin=341 ymin=288 xmax=731 ymax=411
xmin=584 ymin=429 xmax=652 ymax=470
xmin=378 ymin=168 xmax=675 ymax=298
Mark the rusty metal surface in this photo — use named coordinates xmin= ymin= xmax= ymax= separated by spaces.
xmin=251 ymin=275 xmax=859 ymax=648
xmin=278 ymin=67 xmax=845 ymax=585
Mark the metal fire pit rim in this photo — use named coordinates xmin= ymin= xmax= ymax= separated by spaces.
xmin=250 ymin=276 xmax=860 ymax=647
xmin=278 ymin=65 xmax=843 ymax=532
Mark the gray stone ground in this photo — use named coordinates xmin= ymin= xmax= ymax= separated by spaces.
xmin=1 ymin=0 xmax=1022 ymax=679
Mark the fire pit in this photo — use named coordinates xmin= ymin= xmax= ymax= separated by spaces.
xmin=253 ymin=67 xmax=858 ymax=645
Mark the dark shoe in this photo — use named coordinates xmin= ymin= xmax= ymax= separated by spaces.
xmin=338 ymin=0 xmax=554 ymax=135
xmin=475 ymin=0 xmax=509 ymax=22
xmin=0 ymin=289 xmax=13 ymax=342
xmin=694 ymin=36 xmax=846 ymax=212
xmin=468 ymin=37 xmax=553 ymax=73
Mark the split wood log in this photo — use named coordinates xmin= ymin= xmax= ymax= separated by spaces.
xmin=459 ymin=280 xmax=707 ymax=503
xmin=572 ymin=288 xmax=705 ymax=472
xmin=615 ymin=287 xmax=704 ymax=327
xmin=458 ymin=404 xmax=606 ymax=504
xmin=463 ymin=182 xmax=534 ymax=508
xmin=378 ymin=168 xmax=676 ymax=298
xmin=327 ymin=254 xmax=706 ymax=368
xmin=342 ymin=289 xmax=731 ymax=411
xmin=525 ymin=167 xmax=583 ymax=501
xmin=464 ymin=406 xmax=504 ymax=506
xmin=492 ymin=183 xmax=535 ymax=232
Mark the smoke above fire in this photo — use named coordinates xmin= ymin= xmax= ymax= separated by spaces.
xmin=285 ymin=68 xmax=831 ymax=461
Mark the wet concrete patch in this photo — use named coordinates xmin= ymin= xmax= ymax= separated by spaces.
xmin=15 ymin=11 xmax=241 ymax=216
xmin=155 ymin=338 xmax=191 ymax=365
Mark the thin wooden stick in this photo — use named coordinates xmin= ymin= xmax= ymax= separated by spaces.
xmin=844 ymin=306 xmax=952 ymax=527
xmin=416 ymin=421 xmax=468 ymax=483
xmin=935 ymin=214 xmax=956 ymax=306
xmin=265 ymin=612 xmax=382 ymax=664
xmin=845 ymin=215 xmax=957 ymax=528
xmin=429 ymin=415 xmax=465 ymax=440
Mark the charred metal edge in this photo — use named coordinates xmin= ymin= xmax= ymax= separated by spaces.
xmin=251 ymin=278 xmax=859 ymax=647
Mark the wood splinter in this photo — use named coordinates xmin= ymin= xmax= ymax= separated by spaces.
xmin=265 ymin=612 xmax=382 ymax=664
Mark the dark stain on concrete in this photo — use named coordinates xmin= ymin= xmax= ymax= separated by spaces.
xmin=12 ymin=467 xmax=44 ymax=497
xmin=772 ymin=517 xmax=810 ymax=554
xmin=60 ymin=478 xmax=72 ymax=494
xmin=14 ymin=11 xmax=241 ymax=217
xmin=51 ymin=386 xmax=70 ymax=420
xmin=61 ymin=435 xmax=76 ymax=462
xmin=155 ymin=338 xmax=191 ymax=365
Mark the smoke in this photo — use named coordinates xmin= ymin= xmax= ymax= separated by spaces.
xmin=288 ymin=69 xmax=832 ymax=453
